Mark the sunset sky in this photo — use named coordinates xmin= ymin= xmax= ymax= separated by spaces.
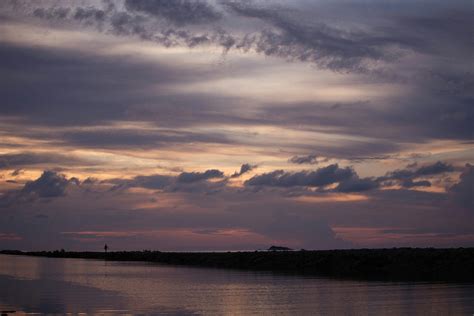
xmin=0 ymin=0 xmax=472 ymax=251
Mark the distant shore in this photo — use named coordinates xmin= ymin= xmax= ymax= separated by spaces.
xmin=2 ymin=248 xmax=473 ymax=282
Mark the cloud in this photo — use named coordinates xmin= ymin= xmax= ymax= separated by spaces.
xmin=222 ymin=1 xmax=398 ymax=73
xmin=415 ymin=161 xmax=455 ymax=176
xmin=335 ymin=176 xmax=379 ymax=193
xmin=400 ymin=179 xmax=431 ymax=188
xmin=244 ymin=161 xmax=456 ymax=192
xmin=33 ymin=7 xmax=70 ymax=20
xmin=385 ymin=161 xmax=453 ymax=179
xmin=177 ymin=169 xmax=224 ymax=183
xmin=20 ymin=171 xmax=70 ymax=198
xmin=124 ymin=0 xmax=222 ymax=25
xmin=245 ymin=164 xmax=354 ymax=187
xmin=108 ymin=169 xmax=226 ymax=192
xmin=3 ymin=0 xmax=471 ymax=77
xmin=0 ymin=170 xmax=83 ymax=207
xmin=220 ymin=1 xmax=471 ymax=74
xmin=73 ymin=6 xmax=106 ymax=23
xmin=0 ymin=152 xmax=86 ymax=170
xmin=231 ymin=163 xmax=256 ymax=178
xmin=288 ymin=154 xmax=318 ymax=165
xmin=97 ymin=173 xmax=230 ymax=204
xmin=110 ymin=174 xmax=173 ymax=191
xmin=380 ymin=161 xmax=454 ymax=187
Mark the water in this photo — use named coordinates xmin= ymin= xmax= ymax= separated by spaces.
xmin=1 ymin=254 xmax=473 ymax=315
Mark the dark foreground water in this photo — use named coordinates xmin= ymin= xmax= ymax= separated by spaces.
xmin=1 ymin=254 xmax=473 ymax=315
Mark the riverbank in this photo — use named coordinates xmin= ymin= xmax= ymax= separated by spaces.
xmin=1 ymin=248 xmax=473 ymax=282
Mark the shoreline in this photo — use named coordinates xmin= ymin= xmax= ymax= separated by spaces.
xmin=1 ymin=248 xmax=473 ymax=282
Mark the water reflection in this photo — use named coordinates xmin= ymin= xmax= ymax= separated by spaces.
xmin=0 ymin=275 xmax=128 ymax=314
xmin=1 ymin=254 xmax=473 ymax=315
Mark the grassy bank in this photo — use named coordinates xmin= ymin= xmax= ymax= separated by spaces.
xmin=1 ymin=248 xmax=473 ymax=282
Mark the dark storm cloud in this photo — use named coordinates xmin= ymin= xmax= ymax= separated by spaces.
xmin=0 ymin=171 xmax=75 ymax=207
xmin=105 ymin=11 xmax=221 ymax=48
xmin=400 ymin=179 xmax=431 ymax=189
xmin=109 ymin=168 xmax=226 ymax=191
xmin=382 ymin=161 xmax=454 ymax=181
xmin=111 ymin=164 xmax=380 ymax=194
xmin=120 ymin=0 xmax=473 ymax=73
xmin=5 ymin=1 xmax=222 ymax=49
xmin=109 ymin=174 xmax=173 ymax=190
xmin=132 ymin=174 xmax=172 ymax=189
xmin=177 ymin=169 xmax=224 ymax=183
xmin=4 ymin=0 xmax=468 ymax=75
xmin=217 ymin=1 xmax=470 ymax=78
xmin=222 ymin=1 xmax=402 ymax=73
xmin=245 ymin=164 xmax=354 ymax=188
xmin=334 ymin=176 xmax=379 ymax=193
xmin=4 ymin=0 xmax=473 ymax=75
xmin=289 ymin=154 xmax=318 ymax=165
xmin=124 ymin=0 xmax=222 ymax=25
xmin=244 ymin=162 xmax=381 ymax=193
xmin=416 ymin=161 xmax=456 ymax=176
xmin=375 ymin=161 xmax=456 ymax=188
xmin=21 ymin=170 xmax=70 ymax=198
xmin=244 ymin=161 xmax=458 ymax=192
xmin=231 ymin=163 xmax=256 ymax=178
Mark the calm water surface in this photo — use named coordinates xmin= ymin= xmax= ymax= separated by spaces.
xmin=0 ymin=254 xmax=473 ymax=315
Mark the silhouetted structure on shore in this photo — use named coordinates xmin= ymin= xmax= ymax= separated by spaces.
xmin=1 ymin=248 xmax=473 ymax=282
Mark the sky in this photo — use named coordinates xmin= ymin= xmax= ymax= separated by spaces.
xmin=0 ymin=0 xmax=473 ymax=251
